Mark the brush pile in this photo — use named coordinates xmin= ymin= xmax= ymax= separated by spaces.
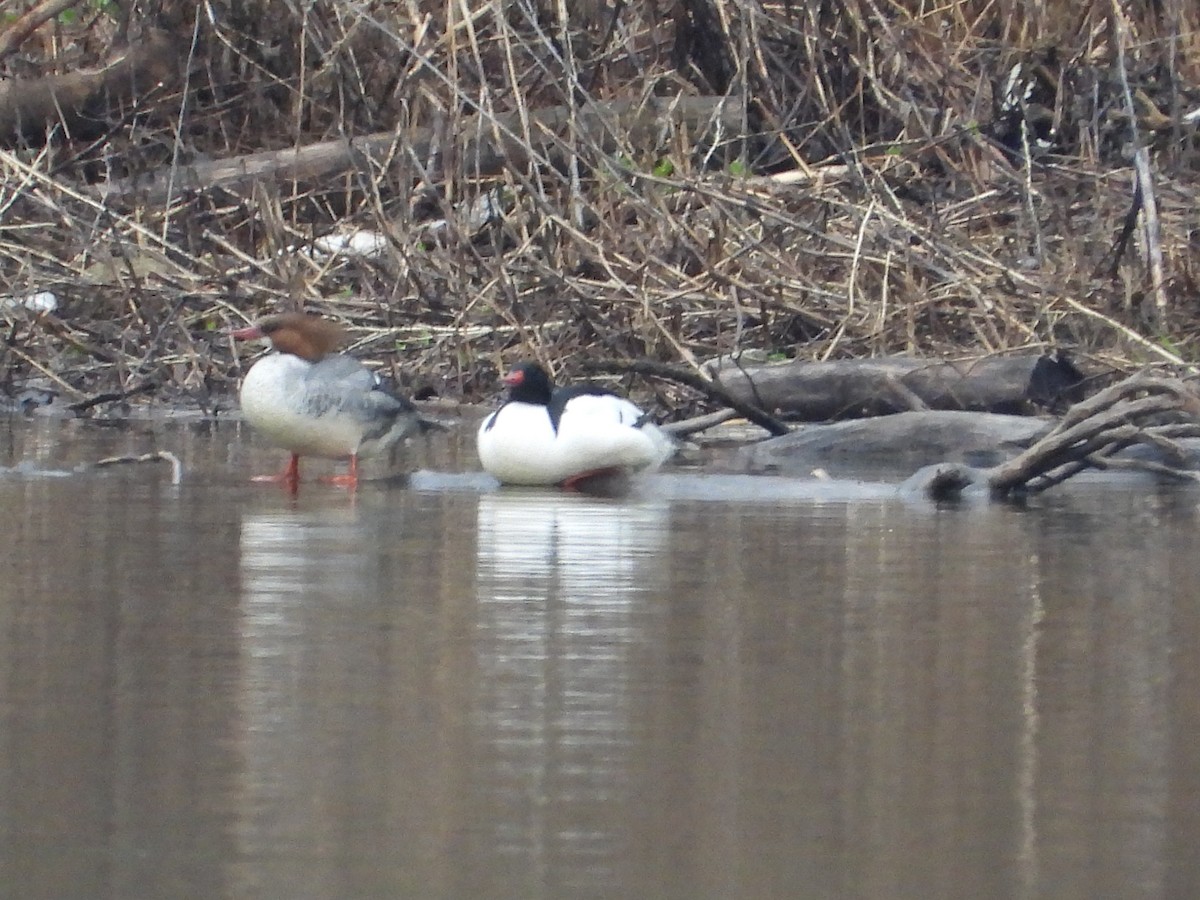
xmin=1 ymin=0 xmax=1199 ymax=416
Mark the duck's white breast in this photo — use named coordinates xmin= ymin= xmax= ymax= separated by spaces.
xmin=239 ymin=354 xmax=364 ymax=458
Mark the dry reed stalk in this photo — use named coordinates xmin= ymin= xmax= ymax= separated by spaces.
xmin=0 ymin=0 xmax=1195 ymax=418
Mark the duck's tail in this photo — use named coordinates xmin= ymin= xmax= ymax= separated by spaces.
xmin=635 ymin=420 xmax=678 ymax=469
xmin=415 ymin=412 xmax=452 ymax=433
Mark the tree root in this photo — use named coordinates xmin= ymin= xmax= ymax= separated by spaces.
xmin=985 ymin=372 xmax=1200 ymax=496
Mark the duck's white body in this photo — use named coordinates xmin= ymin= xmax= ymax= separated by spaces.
xmin=239 ymin=352 xmax=417 ymax=459
xmin=477 ymin=363 xmax=674 ymax=486
xmin=231 ymin=313 xmax=423 ymax=488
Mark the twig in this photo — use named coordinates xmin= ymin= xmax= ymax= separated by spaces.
xmin=68 ymin=380 xmax=157 ymax=413
xmin=5 ymin=342 xmax=87 ymax=399
xmin=1102 ymin=182 xmax=1142 ymax=278
xmin=1087 ymin=456 xmax=1200 ymax=481
xmin=92 ymin=451 xmax=182 ymax=485
xmin=882 ymin=372 xmax=930 ymax=411
xmin=1111 ymin=0 xmax=1169 ymax=322
xmin=661 ymin=407 xmax=737 ymax=436
xmin=581 ymin=358 xmax=791 ymax=436
xmin=0 ymin=0 xmax=85 ymax=64
xmin=1019 ymin=118 xmax=1045 ymax=264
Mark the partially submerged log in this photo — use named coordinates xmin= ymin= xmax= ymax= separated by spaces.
xmin=96 ymin=95 xmax=742 ymax=206
xmin=710 ymin=352 xmax=1086 ymax=420
xmin=732 ymin=371 xmax=1200 ymax=500
xmin=0 ymin=29 xmax=178 ymax=144
xmin=736 ymin=410 xmax=1050 ymax=476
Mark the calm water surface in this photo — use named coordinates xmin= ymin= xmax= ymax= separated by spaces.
xmin=1 ymin=417 xmax=1199 ymax=899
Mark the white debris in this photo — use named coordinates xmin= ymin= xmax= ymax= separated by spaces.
xmin=700 ymin=349 xmax=772 ymax=376
xmin=0 ymin=290 xmax=59 ymax=313
xmin=310 ymin=229 xmax=389 ymax=259
xmin=423 ymin=189 xmax=507 ymax=237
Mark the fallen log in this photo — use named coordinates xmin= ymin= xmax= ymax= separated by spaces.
xmin=709 ymin=352 xmax=1086 ymax=421
xmin=0 ymin=29 xmax=178 ymax=144
xmin=95 ymin=94 xmax=742 ymax=206
xmin=736 ymin=410 xmax=1049 ymax=477
xmin=733 ymin=371 xmax=1200 ymax=500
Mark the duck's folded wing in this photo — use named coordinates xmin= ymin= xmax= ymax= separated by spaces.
xmin=300 ymin=357 xmax=407 ymax=414
xmin=556 ymin=390 xmax=647 ymax=427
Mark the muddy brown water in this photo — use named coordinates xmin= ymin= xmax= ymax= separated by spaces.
xmin=2 ymin=416 xmax=1200 ymax=899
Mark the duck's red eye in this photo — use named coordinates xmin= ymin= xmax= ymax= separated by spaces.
xmin=503 ymin=370 xmax=524 ymax=386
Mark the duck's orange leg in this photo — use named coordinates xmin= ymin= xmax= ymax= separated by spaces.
xmin=320 ymin=454 xmax=360 ymax=489
xmin=252 ymin=453 xmax=301 ymax=490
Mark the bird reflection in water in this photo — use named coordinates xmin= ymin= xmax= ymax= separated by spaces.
xmin=471 ymin=490 xmax=669 ymax=885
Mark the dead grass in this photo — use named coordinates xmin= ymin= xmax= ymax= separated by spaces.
xmin=1 ymin=0 xmax=1199 ymax=415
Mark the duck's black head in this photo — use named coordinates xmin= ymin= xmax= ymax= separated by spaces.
xmin=503 ymin=362 xmax=555 ymax=405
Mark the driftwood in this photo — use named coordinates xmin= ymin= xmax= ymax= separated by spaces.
xmin=986 ymin=373 xmax=1200 ymax=493
xmin=0 ymin=29 xmax=178 ymax=143
xmin=899 ymin=373 xmax=1200 ymax=499
xmin=91 ymin=450 xmax=182 ymax=485
xmin=729 ymin=371 xmax=1200 ymax=500
xmin=737 ymin=410 xmax=1049 ymax=476
xmin=710 ymin=352 xmax=1086 ymax=421
xmin=96 ymin=95 xmax=742 ymax=206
